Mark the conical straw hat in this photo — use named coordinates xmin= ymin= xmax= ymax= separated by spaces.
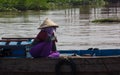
xmin=38 ymin=18 xmax=58 ymax=29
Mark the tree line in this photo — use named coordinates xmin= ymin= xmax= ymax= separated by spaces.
xmin=0 ymin=0 xmax=49 ymax=11
xmin=0 ymin=0 xmax=118 ymax=11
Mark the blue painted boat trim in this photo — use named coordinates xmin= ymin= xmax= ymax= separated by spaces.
xmin=59 ymin=49 xmax=120 ymax=56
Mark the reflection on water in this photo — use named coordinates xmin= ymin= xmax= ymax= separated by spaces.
xmin=0 ymin=5 xmax=120 ymax=50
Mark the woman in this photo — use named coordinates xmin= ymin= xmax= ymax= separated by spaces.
xmin=30 ymin=18 xmax=59 ymax=58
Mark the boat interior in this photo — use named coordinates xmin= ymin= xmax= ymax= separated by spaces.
xmin=0 ymin=37 xmax=120 ymax=58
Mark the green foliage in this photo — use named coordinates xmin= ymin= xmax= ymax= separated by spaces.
xmin=70 ymin=0 xmax=105 ymax=6
xmin=92 ymin=18 xmax=120 ymax=23
xmin=25 ymin=0 xmax=49 ymax=10
xmin=14 ymin=0 xmax=26 ymax=10
xmin=0 ymin=0 xmax=106 ymax=11
xmin=0 ymin=0 xmax=18 ymax=11
xmin=0 ymin=0 xmax=49 ymax=11
xmin=90 ymin=0 xmax=105 ymax=7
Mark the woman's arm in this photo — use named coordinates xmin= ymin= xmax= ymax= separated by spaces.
xmin=32 ymin=31 xmax=48 ymax=46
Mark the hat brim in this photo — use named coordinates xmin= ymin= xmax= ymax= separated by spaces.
xmin=38 ymin=25 xmax=59 ymax=29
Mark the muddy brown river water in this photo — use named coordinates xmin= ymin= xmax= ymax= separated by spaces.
xmin=0 ymin=6 xmax=120 ymax=50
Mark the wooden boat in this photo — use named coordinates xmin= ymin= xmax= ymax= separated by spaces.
xmin=0 ymin=37 xmax=120 ymax=75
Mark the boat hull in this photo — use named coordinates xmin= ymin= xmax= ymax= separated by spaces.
xmin=0 ymin=56 xmax=120 ymax=75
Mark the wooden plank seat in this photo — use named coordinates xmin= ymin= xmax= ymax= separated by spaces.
xmin=2 ymin=37 xmax=35 ymax=41
xmin=0 ymin=39 xmax=32 ymax=45
xmin=2 ymin=37 xmax=35 ymax=39
xmin=0 ymin=39 xmax=28 ymax=42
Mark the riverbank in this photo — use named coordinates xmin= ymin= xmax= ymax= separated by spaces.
xmin=0 ymin=0 xmax=105 ymax=11
xmin=0 ymin=0 xmax=49 ymax=11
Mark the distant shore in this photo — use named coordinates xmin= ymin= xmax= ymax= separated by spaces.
xmin=0 ymin=0 xmax=105 ymax=11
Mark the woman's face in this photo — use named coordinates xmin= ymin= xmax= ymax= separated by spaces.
xmin=45 ymin=27 xmax=56 ymax=32
xmin=43 ymin=27 xmax=56 ymax=34
xmin=53 ymin=27 xmax=56 ymax=32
